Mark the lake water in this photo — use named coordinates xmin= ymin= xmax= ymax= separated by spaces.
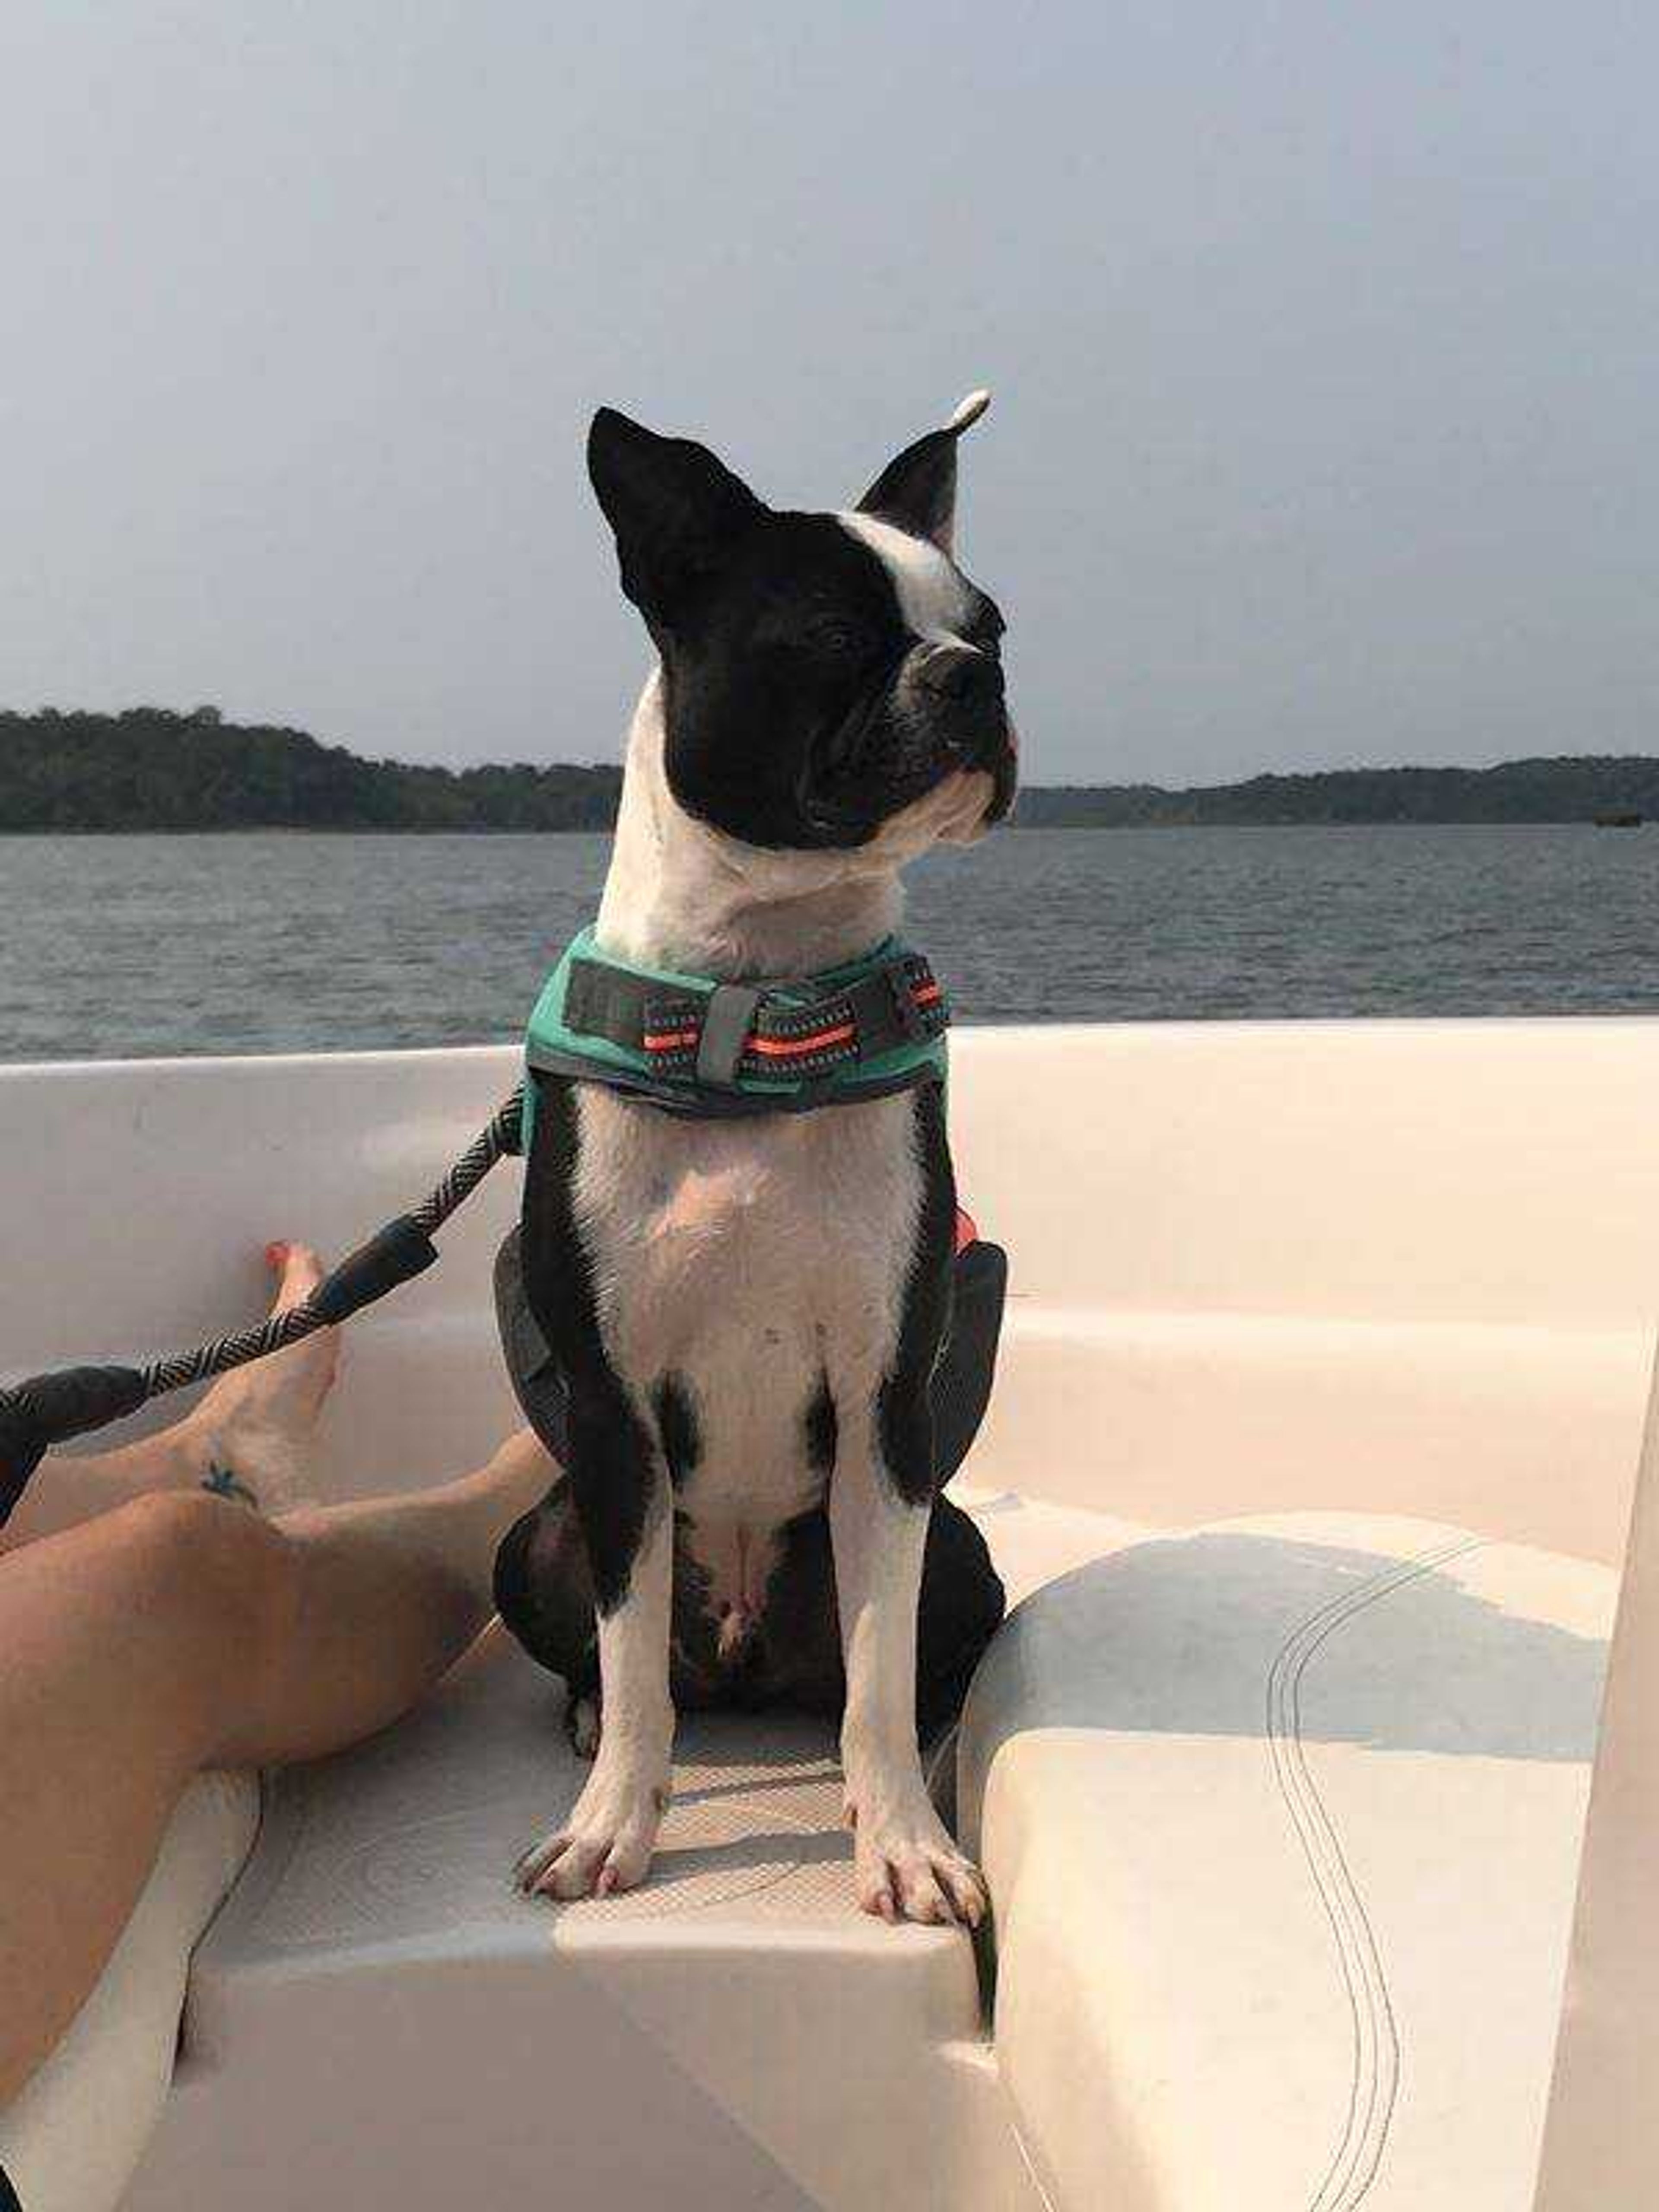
xmin=3 ymin=824 xmax=1659 ymax=1062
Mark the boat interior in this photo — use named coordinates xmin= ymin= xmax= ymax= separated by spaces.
xmin=3 ymin=1018 xmax=1657 ymax=2209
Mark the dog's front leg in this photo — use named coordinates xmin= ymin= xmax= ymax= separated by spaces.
xmin=514 ymin=1415 xmax=674 ymax=1901
xmin=830 ymin=1404 xmax=988 ymax=1927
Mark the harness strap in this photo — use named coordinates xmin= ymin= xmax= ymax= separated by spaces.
xmin=559 ymin=945 xmax=947 ymax=1084
xmin=696 ymin=984 xmax=765 ymax=1090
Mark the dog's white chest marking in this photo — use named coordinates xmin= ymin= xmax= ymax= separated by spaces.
xmin=572 ymin=1086 xmax=920 ymax=1541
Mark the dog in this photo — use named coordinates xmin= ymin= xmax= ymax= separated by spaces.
xmin=497 ymin=392 xmax=1019 ymax=1925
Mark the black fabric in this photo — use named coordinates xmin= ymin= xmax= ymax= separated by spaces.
xmin=561 ymin=956 xmax=653 ymax=1054
xmin=522 ymin=1042 xmax=940 ymax=1119
xmin=493 ymin=1223 xmax=569 ymax=1465
xmin=310 ymin=1215 xmax=439 ymax=1325
xmin=931 ymin=1238 xmax=1009 ymax=1483
xmin=0 ymin=2156 xmax=21 ymax=2212
xmin=0 ymin=1363 xmax=149 ymax=1522
xmin=0 ymin=1398 xmax=46 ymax=1529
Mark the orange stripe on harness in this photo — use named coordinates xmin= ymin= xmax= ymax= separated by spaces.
xmin=747 ymin=1021 xmax=858 ymax=1059
xmin=646 ymin=979 xmax=937 ymax=1062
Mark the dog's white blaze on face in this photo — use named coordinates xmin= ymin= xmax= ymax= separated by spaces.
xmin=837 ymin=510 xmax=1010 ymax=848
xmin=837 ymin=512 xmax=976 ymax=645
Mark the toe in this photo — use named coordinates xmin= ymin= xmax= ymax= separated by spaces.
xmin=938 ymin=1856 xmax=988 ymax=1929
xmin=853 ymin=1824 xmax=989 ymax=1927
xmin=855 ymin=1852 xmax=899 ymax=1921
xmin=514 ymin=1832 xmax=567 ymax=1890
xmin=894 ymin=1857 xmax=952 ymax=1925
xmin=540 ymin=1837 xmax=607 ymax=1901
xmin=267 ymin=1239 xmax=326 ymax=1312
xmin=600 ymin=1830 xmax=653 ymax=1894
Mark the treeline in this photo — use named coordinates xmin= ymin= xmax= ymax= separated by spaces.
xmin=1019 ymin=756 xmax=1659 ymax=826
xmin=0 ymin=707 xmax=622 ymax=831
xmin=4 ymin=708 xmax=1659 ymax=831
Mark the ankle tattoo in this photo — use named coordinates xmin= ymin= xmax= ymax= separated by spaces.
xmin=201 ymin=1462 xmax=262 ymax=1512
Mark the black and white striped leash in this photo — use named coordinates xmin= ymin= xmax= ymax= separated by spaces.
xmin=0 ymin=1087 xmax=524 ymax=1525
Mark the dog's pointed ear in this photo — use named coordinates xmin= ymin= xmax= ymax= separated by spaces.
xmin=588 ymin=409 xmax=766 ymax=630
xmin=855 ymin=389 xmax=991 ymax=555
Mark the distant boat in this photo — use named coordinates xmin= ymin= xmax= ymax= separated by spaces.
xmin=1594 ymin=810 xmax=1644 ymax=828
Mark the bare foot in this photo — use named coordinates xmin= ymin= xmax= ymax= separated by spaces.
xmin=187 ymin=1241 xmax=340 ymax=1512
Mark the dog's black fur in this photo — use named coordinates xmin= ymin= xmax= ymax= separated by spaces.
xmin=498 ymin=404 xmax=1018 ymax=1812
xmin=586 ymin=407 xmax=1017 ymax=849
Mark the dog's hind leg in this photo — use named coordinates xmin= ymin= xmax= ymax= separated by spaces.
xmin=493 ymin=1475 xmax=603 ymax=1755
xmin=752 ymin=1495 xmax=1004 ymax=1755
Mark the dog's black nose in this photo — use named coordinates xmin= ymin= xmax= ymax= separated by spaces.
xmin=916 ymin=641 xmax=1004 ymax=706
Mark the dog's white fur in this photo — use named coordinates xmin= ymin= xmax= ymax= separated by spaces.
xmin=514 ymin=523 xmax=997 ymax=1923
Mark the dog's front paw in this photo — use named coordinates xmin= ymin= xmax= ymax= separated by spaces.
xmin=514 ymin=1757 xmax=670 ymax=1901
xmin=845 ymin=1782 xmax=988 ymax=1929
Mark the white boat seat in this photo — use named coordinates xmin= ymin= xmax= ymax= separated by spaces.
xmin=120 ymin=1624 xmax=993 ymax=2212
xmin=957 ymin=1511 xmax=1616 ymax=2212
xmin=0 ymin=1773 xmax=259 ymax=2212
xmin=0 ymin=1486 xmax=1134 ymax=2212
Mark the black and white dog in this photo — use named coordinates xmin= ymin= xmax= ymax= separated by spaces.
xmin=499 ymin=395 xmax=1019 ymax=1925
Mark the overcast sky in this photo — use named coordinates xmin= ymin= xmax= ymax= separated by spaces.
xmin=3 ymin=3 xmax=1656 ymax=786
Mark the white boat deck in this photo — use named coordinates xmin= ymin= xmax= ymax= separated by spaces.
xmin=194 ymin=1483 xmax=1145 ymax=1968
xmin=6 ymin=1024 xmax=1659 ymax=2208
xmin=123 ymin=1485 xmax=1145 ymax=2212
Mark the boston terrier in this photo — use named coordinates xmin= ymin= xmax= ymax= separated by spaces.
xmin=498 ymin=393 xmax=1019 ymax=1925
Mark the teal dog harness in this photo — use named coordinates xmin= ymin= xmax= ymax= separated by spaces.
xmin=523 ymin=925 xmax=950 ymax=1127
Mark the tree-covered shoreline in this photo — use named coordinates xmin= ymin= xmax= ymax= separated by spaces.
xmin=0 ymin=707 xmax=621 ymax=832
xmin=5 ymin=706 xmax=1659 ymax=831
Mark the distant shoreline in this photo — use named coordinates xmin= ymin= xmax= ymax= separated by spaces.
xmin=4 ymin=708 xmax=1656 ymax=832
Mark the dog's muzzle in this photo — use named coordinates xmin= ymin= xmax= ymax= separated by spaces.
xmin=913 ymin=642 xmax=1016 ymax=820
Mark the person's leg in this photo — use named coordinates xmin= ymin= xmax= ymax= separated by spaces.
xmin=2 ymin=1243 xmax=338 ymax=1553
xmin=0 ymin=1429 xmax=553 ymax=2108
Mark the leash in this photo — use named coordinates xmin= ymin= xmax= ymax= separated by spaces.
xmin=0 ymin=925 xmax=957 ymax=1526
xmin=0 ymin=1087 xmax=525 ymax=1527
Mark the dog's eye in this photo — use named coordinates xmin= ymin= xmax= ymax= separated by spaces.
xmin=811 ymin=620 xmax=865 ymax=659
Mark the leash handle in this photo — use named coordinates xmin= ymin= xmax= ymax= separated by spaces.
xmin=0 ymin=1085 xmax=524 ymax=1522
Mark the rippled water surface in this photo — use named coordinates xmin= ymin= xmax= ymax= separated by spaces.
xmin=4 ymin=824 xmax=1659 ymax=1062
